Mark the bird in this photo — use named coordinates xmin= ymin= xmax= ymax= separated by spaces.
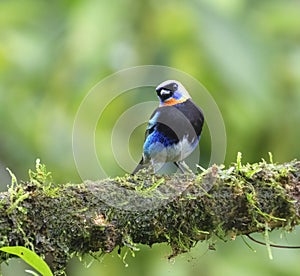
xmin=132 ymin=80 xmax=204 ymax=174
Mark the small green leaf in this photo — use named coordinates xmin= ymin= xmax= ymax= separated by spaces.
xmin=236 ymin=152 xmax=242 ymax=172
xmin=268 ymin=152 xmax=274 ymax=164
xmin=25 ymin=270 xmax=40 ymax=276
xmin=264 ymin=225 xmax=273 ymax=260
xmin=0 ymin=246 xmax=53 ymax=276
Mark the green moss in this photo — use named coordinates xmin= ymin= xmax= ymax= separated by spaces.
xmin=0 ymin=156 xmax=299 ymax=273
xmin=28 ymin=159 xmax=52 ymax=186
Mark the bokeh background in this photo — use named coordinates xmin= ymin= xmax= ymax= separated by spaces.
xmin=1 ymin=0 xmax=300 ymax=275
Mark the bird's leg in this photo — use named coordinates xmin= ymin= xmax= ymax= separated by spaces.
xmin=174 ymin=161 xmax=193 ymax=174
xmin=174 ymin=161 xmax=185 ymax=173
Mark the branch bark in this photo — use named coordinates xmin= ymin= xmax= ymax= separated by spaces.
xmin=0 ymin=159 xmax=300 ymax=274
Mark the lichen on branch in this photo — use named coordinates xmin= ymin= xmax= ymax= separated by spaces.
xmin=0 ymin=157 xmax=300 ymax=275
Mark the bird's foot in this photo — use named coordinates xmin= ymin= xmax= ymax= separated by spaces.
xmin=174 ymin=161 xmax=193 ymax=174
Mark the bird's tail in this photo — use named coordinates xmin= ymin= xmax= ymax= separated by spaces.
xmin=132 ymin=159 xmax=147 ymax=175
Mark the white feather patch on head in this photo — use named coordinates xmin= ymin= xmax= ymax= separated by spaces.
xmin=156 ymin=80 xmax=191 ymax=99
xmin=160 ymin=89 xmax=171 ymax=95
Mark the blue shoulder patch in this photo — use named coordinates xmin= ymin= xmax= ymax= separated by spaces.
xmin=147 ymin=111 xmax=160 ymax=130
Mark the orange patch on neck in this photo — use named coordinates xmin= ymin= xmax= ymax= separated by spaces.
xmin=161 ymin=97 xmax=187 ymax=106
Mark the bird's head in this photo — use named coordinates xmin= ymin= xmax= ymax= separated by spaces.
xmin=155 ymin=80 xmax=191 ymax=106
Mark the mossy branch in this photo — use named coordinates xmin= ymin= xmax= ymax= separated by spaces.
xmin=0 ymin=158 xmax=300 ymax=275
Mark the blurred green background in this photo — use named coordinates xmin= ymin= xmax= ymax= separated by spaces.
xmin=1 ymin=0 xmax=300 ymax=275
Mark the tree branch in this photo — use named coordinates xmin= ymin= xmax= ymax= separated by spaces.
xmin=0 ymin=159 xmax=300 ymax=274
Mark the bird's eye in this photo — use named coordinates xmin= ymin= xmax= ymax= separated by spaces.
xmin=173 ymin=83 xmax=178 ymax=90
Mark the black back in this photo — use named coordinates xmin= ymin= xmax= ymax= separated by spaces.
xmin=146 ymin=99 xmax=204 ymax=145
